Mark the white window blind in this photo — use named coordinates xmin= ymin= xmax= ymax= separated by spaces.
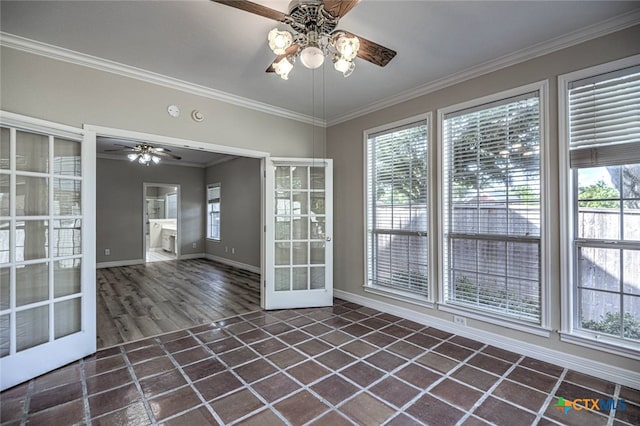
xmin=443 ymin=91 xmax=542 ymax=322
xmin=366 ymin=120 xmax=429 ymax=296
xmin=567 ymin=63 xmax=640 ymax=343
xmin=207 ymin=184 xmax=221 ymax=240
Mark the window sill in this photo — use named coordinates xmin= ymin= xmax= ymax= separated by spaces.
xmin=560 ymin=330 xmax=640 ymax=360
xmin=206 ymin=238 xmax=221 ymax=242
xmin=364 ymin=284 xmax=434 ymax=309
xmin=438 ymin=303 xmax=551 ymax=338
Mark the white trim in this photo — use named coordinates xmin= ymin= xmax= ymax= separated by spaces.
xmin=561 ymin=332 xmax=640 ymax=360
xmin=0 ymin=111 xmax=85 ymax=139
xmin=85 ymin=125 xmax=269 ymax=159
xmin=96 ymin=259 xmax=144 ymax=269
xmin=0 ymin=32 xmax=324 ymax=127
xmin=437 ymin=81 xmax=550 ymax=330
xmin=334 ymin=289 xmax=640 ymax=390
xmin=437 ymin=303 xmax=551 ymax=338
xmin=363 ymin=113 xmax=434 ymax=304
xmin=327 ymin=9 xmax=640 ymax=126
xmin=205 ymin=254 xmax=260 ymax=274
xmin=557 ymin=54 xmax=640 ymax=355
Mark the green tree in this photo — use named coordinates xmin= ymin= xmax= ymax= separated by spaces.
xmin=374 ymin=125 xmax=428 ymax=205
xmin=578 ymin=181 xmax=619 ymax=208
xmin=447 ymin=98 xmax=540 ymax=196
xmin=582 ymin=312 xmax=640 ymax=339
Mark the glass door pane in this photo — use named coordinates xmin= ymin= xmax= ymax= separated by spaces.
xmin=266 ymin=159 xmax=332 ymax=309
xmin=0 ymin=121 xmax=94 ymax=391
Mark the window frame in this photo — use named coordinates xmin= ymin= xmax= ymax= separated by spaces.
xmin=363 ymin=113 xmax=434 ymax=306
xmin=558 ymin=54 xmax=640 ymax=358
xmin=206 ymin=183 xmax=221 ymax=241
xmin=437 ymin=81 xmax=551 ymax=336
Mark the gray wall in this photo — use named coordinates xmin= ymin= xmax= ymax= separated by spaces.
xmin=326 ymin=25 xmax=640 ymax=372
xmin=205 ymin=157 xmax=261 ymax=268
xmin=96 ymin=158 xmax=205 ymax=263
xmin=0 ymin=47 xmax=324 ymax=157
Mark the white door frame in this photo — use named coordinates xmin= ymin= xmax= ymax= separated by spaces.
xmin=142 ymin=182 xmax=181 ymax=261
xmin=84 ymin=125 xmax=270 ymax=308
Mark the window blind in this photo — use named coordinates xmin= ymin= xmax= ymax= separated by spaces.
xmin=207 ymin=185 xmax=220 ymax=202
xmin=443 ymin=92 xmax=542 ymax=322
xmin=569 ymin=65 xmax=640 ymax=167
xmin=366 ymin=120 xmax=429 ymax=296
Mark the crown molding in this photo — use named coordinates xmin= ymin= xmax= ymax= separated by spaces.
xmin=0 ymin=32 xmax=326 ymax=127
xmin=326 ymin=9 xmax=640 ymax=127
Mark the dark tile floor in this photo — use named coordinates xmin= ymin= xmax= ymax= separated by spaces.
xmin=1 ymin=299 xmax=638 ymax=425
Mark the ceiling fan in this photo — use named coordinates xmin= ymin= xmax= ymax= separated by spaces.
xmin=104 ymin=144 xmax=182 ymax=165
xmin=212 ymin=0 xmax=397 ymax=79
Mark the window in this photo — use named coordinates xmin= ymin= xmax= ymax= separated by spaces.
xmin=365 ymin=117 xmax=430 ymax=300
xmin=560 ymin=58 xmax=640 ymax=351
xmin=207 ymin=184 xmax=221 ymax=240
xmin=441 ymin=84 xmax=545 ymax=325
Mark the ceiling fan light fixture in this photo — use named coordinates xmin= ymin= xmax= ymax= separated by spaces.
xmin=274 ymin=55 xmax=295 ymax=80
xmin=333 ymin=34 xmax=359 ymax=61
xmin=267 ymin=28 xmax=293 ymax=55
xmin=127 ymin=153 xmax=138 ymax=162
xmin=151 ymin=155 xmax=161 ymax=164
xmin=300 ymin=45 xmax=324 ymax=69
xmin=333 ymin=54 xmax=354 ymax=77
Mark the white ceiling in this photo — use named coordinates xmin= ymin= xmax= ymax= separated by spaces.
xmin=1 ymin=1 xmax=639 ymax=125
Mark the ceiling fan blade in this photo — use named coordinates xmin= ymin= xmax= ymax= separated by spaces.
xmin=211 ymin=0 xmax=287 ymax=22
xmin=266 ymin=44 xmax=300 ymax=72
xmin=103 ymin=148 xmax=135 ymax=152
xmin=323 ymin=0 xmax=360 ymax=18
xmin=336 ymin=30 xmax=396 ymax=67
xmin=154 ymin=147 xmax=172 ymax=153
xmin=153 ymin=151 xmax=182 ymax=160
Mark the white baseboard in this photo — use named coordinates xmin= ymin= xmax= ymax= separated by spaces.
xmin=179 ymin=253 xmax=206 ymax=260
xmin=96 ymin=259 xmax=144 ymax=269
xmin=205 ymin=254 xmax=261 ymax=274
xmin=334 ymin=289 xmax=640 ymax=390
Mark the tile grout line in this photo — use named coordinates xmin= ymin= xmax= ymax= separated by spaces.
xmin=119 ymin=341 xmax=161 ymax=426
xmin=79 ymin=358 xmax=91 ymax=425
xmin=533 ymin=366 xmax=568 ymax=425
xmin=18 ymin=380 xmax=33 ymax=426
xmin=455 ymin=354 xmax=526 ymax=425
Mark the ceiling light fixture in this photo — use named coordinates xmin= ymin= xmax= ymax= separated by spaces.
xmin=127 ymin=145 xmax=162 ymax=166
xmin=268 ymin=27 xmax=359 ymax=78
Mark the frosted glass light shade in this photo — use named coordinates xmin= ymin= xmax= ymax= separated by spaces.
xmin=334 ymin=34 xmax=359 ymax=61
xmin=268 ymin=28 xmax=293 ymax=55
xmin=300 ymin=46 xmax=324 ymax=69
xmin=274 ymin=56 xmax=294 ymax=80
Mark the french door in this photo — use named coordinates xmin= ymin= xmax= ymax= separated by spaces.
xmin=265 ymin=158 xmax=333 ymax=309
xmin=0 ymin=112 xmax=96 ymax=391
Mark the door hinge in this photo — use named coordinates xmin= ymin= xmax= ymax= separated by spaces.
xmin=264 ymin=225 xmax=266 ymax=232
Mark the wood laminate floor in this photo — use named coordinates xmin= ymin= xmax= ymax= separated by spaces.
xmin=96 ymin=258 xmax=260 ymax=348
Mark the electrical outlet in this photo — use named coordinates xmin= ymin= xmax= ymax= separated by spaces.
xmin=104 ymin=249 xmax=110 ymax=256
xmin=192 ymin=242 xmax=196 ymax=248
xmin=453 ymin=315 xmax=467 ymax=326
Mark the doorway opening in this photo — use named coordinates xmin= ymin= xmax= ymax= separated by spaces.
xmin=144 ymin=183 xmax=179 ymax=262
